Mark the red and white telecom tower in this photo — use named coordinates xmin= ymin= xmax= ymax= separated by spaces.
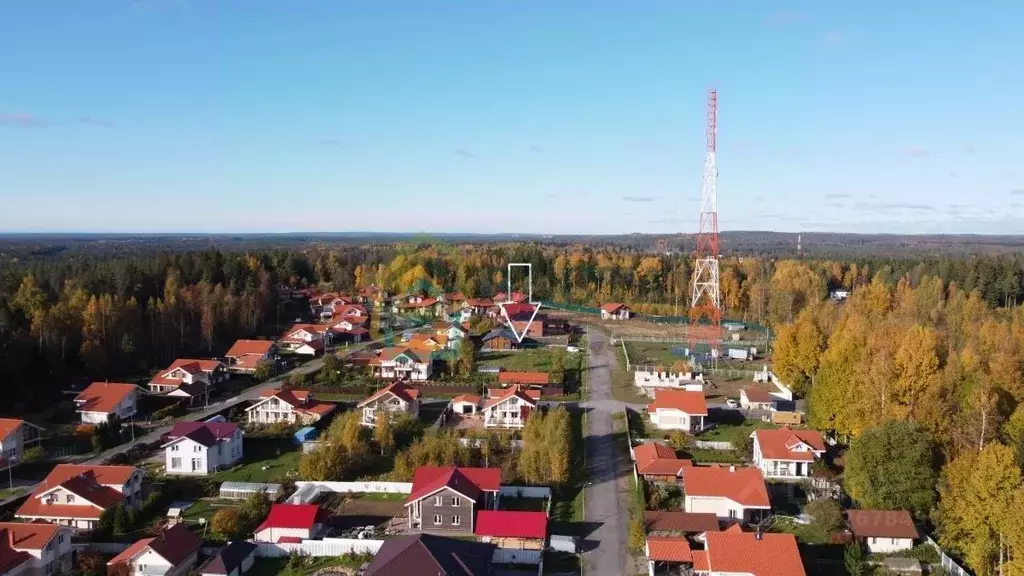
xmin=689 ymin=89 xmax=722 ymax=356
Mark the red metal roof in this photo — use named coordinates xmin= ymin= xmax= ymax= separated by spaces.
xmin=255 ymin=504 xmax=322 ymax=533
xmin=704 ymin=531 xmax=806 ymax=576
xmin=474 ymin=511 xmax=547 ymax=540
xmin=600 ymin=302 xmax=627 ymax=313
xmin=753 ymin=427 xmax=825 ymax=462
xmin=646 ymin=536 xmax=692 ymax=562
xmin=498 ymin=371 xmax=549 ymax=385
xmin=405 ymin=467 xmax=501 ymax=504
xmin=648 ymin=390 xmax=708 ymax=416
xmin=681 ymin=465 xmax=770 ymax=508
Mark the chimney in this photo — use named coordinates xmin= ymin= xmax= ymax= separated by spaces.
xmin=729 ymin=466 xmax=736 ymax=473
xmin=756 ymin=530 xmax=762 ymax=541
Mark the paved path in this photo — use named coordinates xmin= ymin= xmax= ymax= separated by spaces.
xmin=581 ymin=328 xmax=629 ymax=576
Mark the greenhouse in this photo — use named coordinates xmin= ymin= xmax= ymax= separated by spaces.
xmin=218 ymin=481 xmax=283 ymax=501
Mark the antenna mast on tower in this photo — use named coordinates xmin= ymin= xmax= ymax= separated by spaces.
xmin=690 ymin=89 xmax=722 ymax=357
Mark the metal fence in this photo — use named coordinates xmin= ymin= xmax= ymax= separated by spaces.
xmin=926 ymin=536 xmax=972 ymax=576
xmin=693 ymin=440 xmax=733 ymax=450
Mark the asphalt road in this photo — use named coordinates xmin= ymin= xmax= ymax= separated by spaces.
xmin=581 ymin=328 xmax=629 ymax=576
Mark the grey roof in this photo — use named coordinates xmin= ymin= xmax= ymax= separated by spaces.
xmin=198 ymin=541 xmax=257 ymax=575
xmin=364 ymin=534 xmax=496 ymax=576
xmin=481 ymin=328 xmax=518 ymax=343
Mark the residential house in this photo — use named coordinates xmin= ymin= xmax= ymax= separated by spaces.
xmin=846 ymin=510 xmax=918 ymax=553
xmin=364 ymin=534 xmax=496 ymax=576
xmin=149 ymin=359 xmax=228 ymax=398
xmin=163 ymin=421 xmax=243 ymax=475
xmin=406 ymin=333 xmax=449 ymax=353
xmin=396 ymin=297 xmax=440 ymax=317
xmin=369 ymin=347 xmax=432 ymax=381
xmin=450 ymin=394 xmax=481 ymax=415
xmin=644 ymin=511 xmax=720 ymax=538
xmin=0 ymin=522 xmax=73 ymax=576
xmin=431 ymin=321 xmax=468 ymax=345
xmin=0 ymin=419 xmax=44 ymax=472
xmin=441 ymin=292 xmax=466 ymax=306
xmin=404 ymin=466 xmax=501 ymax=532
xmin=483 ymin=385 xmax=539 ymax=429
xmin=322 ymin=316 xmax=369 ymax=344
xmin=463 ymin=298 xmax=496 ymax=317
xmin=17 ymin=464 xmax=144 ymax=530
xmin=253 ymin=504 xmax=327 ymax=543
xmin=681 ymin=465 xmax=771 ymax=523
xmin=107 ymin=523 xmax=202 ymax=576
xmin=277 ymin=324 xmax=329 ymax=355
xmin=499 ymin=303 xmax=545 ymax=338
xmin=357 ymin=381 xmax=421 ymax=427
xmin=498 ymin=371 xmax=549 ymax=388
xmin=751 ymin=427 xmax=825 ymax=479
xmin=480 ymin=328 xmax=521 ymax=351
xmin=494 ymin=291 xmax=527 ymax=304
xmin=198 ymin=541 xmax=257 ymax=576
xmin=645 ymin=536 xmax=693 ymax=576
xmin=474 ymin=510 xmax=547 ymax=551
xmin=74 ymin=382 xmax=141 ymax=425
xmin=224 ymin=340 xmax=276 ymax=373
xmin=633 ymin=442 xmax=693 ymax=483
xmin=739 ymin=387 xmax=778 ymax=411
xmin=245 ymin=390 xmax=336 ymax=426
xmin=647 ymin=390 xmax=708 ymax=433
xmin=691 ymin=528 xmax=806 ymax=576
xmin=600 ymin=302 xmax=632 ymax=320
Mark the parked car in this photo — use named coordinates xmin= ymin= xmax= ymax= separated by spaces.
xmin=726 ymin=398 xmax=738 ymax=408
xmin=566 ymin=346 xmax=580 ymax=353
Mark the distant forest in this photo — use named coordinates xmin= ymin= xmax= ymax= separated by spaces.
xmin=3 ymin=233 xmax=1024 ymax=412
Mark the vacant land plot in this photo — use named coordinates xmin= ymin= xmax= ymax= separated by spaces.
xmin=624 ymin=341 xmax=688 ymax=368
xmin=478 ymin=349 xmax=556 ymax=372
xmin=316 ymin=492 xmax=407 ymax=531
xmin=213 ymin=438 xmax=301 ymax=483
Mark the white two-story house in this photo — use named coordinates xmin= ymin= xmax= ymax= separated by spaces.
xmin=483 ymin=385 xmax=540 ymax=429
xmin=17 ymin=464 xmax=144 ymax=531
xmin=149 ymin=359 xmax=227 ymax=397
xmin=357 ymin=381 xmax=420 ymax=427
xmin=74 ymin=382 xmax=142 ymax=425
xmin=369 ymin=347 xmax=432 ymax=381
xmin=647 ymin=389 xmax=708 ymax=433
xmin=0 ymin=522 xmax=74 ymax=576
xmin=0 ymin=418 xmax=44 ymax=472
xmin=107 ymin=523 xmax=202 ymax=576
xmin=163 ymin=421 xmax=243 ymax=475
xmin=751 ymin=427 xmax=826 ymax=479
xmin=245 ymin=389 xmax=336 ymax=426
xmin=276 ymin=324 xmax=329 ymax=356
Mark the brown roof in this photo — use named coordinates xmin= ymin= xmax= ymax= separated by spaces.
xmin=753 ymin=427 xmax=826 ymax=461
xmin=648 ymin=389 xmax=708 ymax=416
xmin=633 ymin=443 xmax=692 ymax=476
xmin=0 ymin=522 xmax=61 ymax=550
xmin=109 ymin=524 xmax=201 ymax=567
xmin=846 ymin=510 xmax=918 ymax=540
xmin=681 ymin=465 xmax=770 ymax=508
xmin=151 ymin=358 xmax=224 ymax=387
xmin=75 ymin=382 xmax=138 ymax=414
xmin=646 ymin=536 xmax=692 ymax=562
xmin=483 ymin=385 xmax=539 ymax=410
xmin=364 ymin=533 xmax=495 ymax=576
xmin=451 ymin=394 xmax=481 ymax=406
xmin=600 ymin=302 xmax=627 ymax=313
xmin=358 ymin=381 xmax=421 ymax=407
xmin=225 ymin=339 xmax=274 ymax=358
xmin=0 ymin=529 xmax=33 ymax=574
xmin=18 ymin=464 xmax=137 ymax=520
xmin=742 ymin=387 xmax=777 ymax=403
xmin=703 ymin=531 xmax=806 ymax=576
xmin=498 ymin=371 xmax=549 ymax=385
xmin=645 ymin=511 xmax=721 ymax=534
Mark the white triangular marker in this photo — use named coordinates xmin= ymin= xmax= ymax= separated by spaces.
xmin=498 ymin=301 xmax=543 ymax=343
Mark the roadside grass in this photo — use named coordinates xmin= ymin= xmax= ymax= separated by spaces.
xmin=550 ymin=408 xmax=586 ymax=527
xmin=611 ymin=345 xmax=652 ymax=405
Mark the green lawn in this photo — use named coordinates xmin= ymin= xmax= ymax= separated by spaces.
xmin=478 ymin=349 xmax=556 ymax=372
xmin=213 ymin=438 xmax=302 ymax=483
xmin=356 ymin=492 xmax=406 ymax=502
xmin=770 ymin=516 xmax=829 ymax=545
xmin=698 ymin=419 xmax=775 ymax=443
xmin=681 ymin=448 xmax=745 ymax=464
xmin=624 ymin=341 xmax=688 ymax=368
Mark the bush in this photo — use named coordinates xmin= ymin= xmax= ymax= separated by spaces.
xmin=805 ymin=498 xmax=845 ymax=534
xmin=153 ymin=402 xmax=186 ymax=420
xmin=212 ymin=508 xmax=242 ymax=538
xmin=21 ymin=446 xmax=45 ymax=464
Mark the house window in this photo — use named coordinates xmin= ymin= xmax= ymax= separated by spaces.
xmin=46 ymin=541 xmax=53 ymax=552
xmin=46 ymin=562 xmax=53 ymax=575
xmin=66 ymin=495 xmax=75 ymax=504
xmin=452 ymin=515 xmax=461 ymax=526
xmin=171 ymin=445 xmax=179 ymax=451
xmin=728 ymin=509 xmax=737 ymax=519
xmin=433 ymin=514 xmax=442 ymax=525
xmin=171 ymin=457 xmax=182 ymax=469
xmin=434 ymin=496 xmax=444 ymax=506
xmin=451 ymin=497 xmax=460 ymax=507
xmin=194 ymin=445 xmax=201 ymax=452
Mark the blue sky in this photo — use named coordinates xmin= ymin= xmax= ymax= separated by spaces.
xmin=1 ymin=0 xmax=1021 ymax=235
